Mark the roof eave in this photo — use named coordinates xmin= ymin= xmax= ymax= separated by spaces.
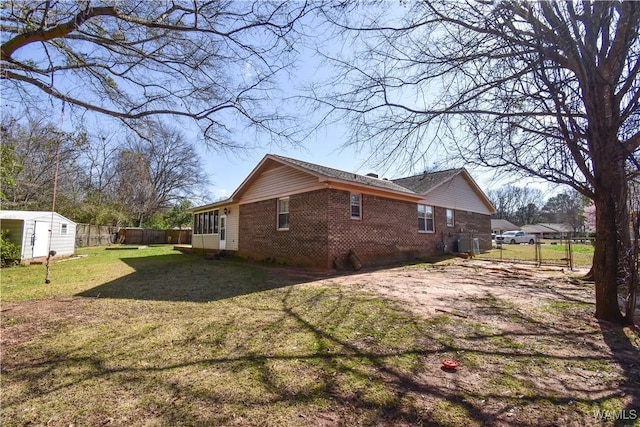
xmin=325 ymin=178 xmax=423 ymax=201
xmin=189 ymin=198 xmax=235 ymax=213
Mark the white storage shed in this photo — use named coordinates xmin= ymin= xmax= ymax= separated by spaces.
xmin=0 ymin=210 xmax=76 ymax=262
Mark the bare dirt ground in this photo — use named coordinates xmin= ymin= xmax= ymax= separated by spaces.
xmin=304 ymin=259 xmax=640 ymax=426
xmin=329 ymin=261 xmax=593 ymax=317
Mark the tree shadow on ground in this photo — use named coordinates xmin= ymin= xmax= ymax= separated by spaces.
xmin=6 ymin=280 xmax=634 ymax=426
xmin=598 ymin=321 xmax=640 ymax=426
xmin=4 ymin=252 xmax=637 ymax=426
xmin=74 ymin=251 xmax=412 ymax=303
xmin=75 ymin=253 xmax=291 ymax=302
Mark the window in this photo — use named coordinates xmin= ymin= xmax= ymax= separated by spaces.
xmin=418 ymin=205 xmax=434 ymax=232
xmin=194 ymin=213 xmax=201 ymax=234
xmin=60 ymin=223 xmax=68 ymax=234
xmin=204 ymin=211 xmax=211 ymax=234
xmin=446 ymin=209 xmax=455 ymax=227
xmin=277 ymin=197 xmax=289 ymax=230
xmin=191 ymin=210 xmax=221 ymax=235
xmin=350 ymin=193 xmax=362 ymax=219
xmin=213 ymin=209 xmax=219 ymax=234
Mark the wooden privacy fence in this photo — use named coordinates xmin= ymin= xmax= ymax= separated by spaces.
xmin=76 ymin=224 xmax=119 ymax=247
xmin=117 ymin=228 xmax=192 ymax=245
xmin=76 ymin=225 xmax=192 ymax=247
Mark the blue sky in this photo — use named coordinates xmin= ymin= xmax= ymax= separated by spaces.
xmin=190 ymin=46 xmax=555 ymax=203
xmin=185 ymin=10 xmax=557 ymax=204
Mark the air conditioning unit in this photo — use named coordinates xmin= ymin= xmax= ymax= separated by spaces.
xmin=457 ymin=237 xmax=479 ymax=254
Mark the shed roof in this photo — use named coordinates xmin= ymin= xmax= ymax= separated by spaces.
xmin=0 ymin=210 xmax=75 ymax=224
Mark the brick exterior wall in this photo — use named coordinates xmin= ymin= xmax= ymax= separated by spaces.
xmin=238 ymin=188 xmax=492 ymax=269
xmin=451 ymin=209 xmax=492 ymax=252
xmin=238 ymin=190 xmax=330 ymax=267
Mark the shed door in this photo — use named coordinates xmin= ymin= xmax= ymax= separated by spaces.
xmin=219 ymin=216 xmax=227 ymax=250
xmin=32 ymin=221 xmax=50 ymax=258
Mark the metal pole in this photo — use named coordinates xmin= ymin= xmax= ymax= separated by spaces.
xmin=45 ymin=102 xmax=64 ymax=284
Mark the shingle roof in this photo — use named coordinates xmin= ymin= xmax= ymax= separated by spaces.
xmin=271 ymin=154 xmax=416 ymax=195
xmin=491 ymin=219 xmax=519 ymax=231
xmin=194 ymin=154 xmax=495 ymax=213
xmin=521 ymin=224 xmax=558 ymax=234
xmin=536 ymin=223 xmax=575 ymax=232
xmin=391 ymin=169 xmax=464 ymax=194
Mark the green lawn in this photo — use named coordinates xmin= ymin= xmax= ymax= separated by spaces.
xmin=1 ymin=246 xmax=637 ymax=426
xmin=1 ymin=247 xmax=432 ymax=425
xmin=476 ymin=242 xmax=594 ymax=267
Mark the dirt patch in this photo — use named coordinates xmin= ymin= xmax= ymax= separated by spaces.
xmin=1 ymin=298 xmax=97 ymax=350
xmin=305 ymin=259 xmax=639 ymax=426
xmin=321 ymin=260 xmax=590 ymax=316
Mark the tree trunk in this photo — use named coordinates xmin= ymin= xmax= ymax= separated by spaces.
xmin=625 ymin=205 xmax=639 ymax=324
xmin=592 ymin=163 xmax=630 ymax=323
xmin=582 ymin=265 xmax=594 ymax=282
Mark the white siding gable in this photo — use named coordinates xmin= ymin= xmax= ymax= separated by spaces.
xmin=239 ymin=165 xmax=324 ymax=204
xmin=420 ymin=174 xmax=492 ymax=214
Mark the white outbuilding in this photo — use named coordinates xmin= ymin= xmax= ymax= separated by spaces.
xmin=0 ymin=210 xmax=76 ymax=262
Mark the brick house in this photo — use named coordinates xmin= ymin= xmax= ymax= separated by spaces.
xmin=191 ymin=154 xmax=495 ymax=268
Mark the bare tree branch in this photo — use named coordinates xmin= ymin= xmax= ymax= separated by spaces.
xmin=1 ymin=0 xmax=315 ymax=147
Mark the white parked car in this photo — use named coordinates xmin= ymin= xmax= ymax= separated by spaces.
xmin=495 ymin=230 xmax=536 ymax=245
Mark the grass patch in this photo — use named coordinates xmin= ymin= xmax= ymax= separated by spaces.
xmin=431 ymin=400 xmax=482 ymax=427
xmin=1 ymin=247 xmax=434 ymax=425
xmin=477 ymin=243 xmax=594 ymax=266
xmin=541 ymin=300 xmax=593 ymax=314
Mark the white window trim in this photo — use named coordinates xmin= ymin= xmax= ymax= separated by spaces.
xmin=446 ymin=208 xmax=455 ymax=227
xmin=350 ymin=193 xmax=362 ymax=220
xmin=60 ymin=223 xmax=68 ymax=234
xmin=418 ymin=204 xmax=435 ymax=233
xmin=277 ymin=197 xmax=290 ymax=231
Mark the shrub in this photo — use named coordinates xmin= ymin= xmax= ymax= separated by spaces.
xmin=1 ymin=230 xmax=21 ymax=267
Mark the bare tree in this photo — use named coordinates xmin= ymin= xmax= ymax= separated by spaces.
xmin=82 ymin=132 xmax=121 ymax=206
xmin=110 ymin=121 xmax=208 ymax=226
xmin=315 ymin=1 xmax=639 ymax=323
xmin=488 ymin=185 xmax=543 ymax=225
xmin=1 ymin=1 xmax=313 ymax=147
xmin=627 ymin=176 xmax=639 ymax=322
xmin=114 ymin=149 xmax=156 ymax=227
xmin=0 ymin=115 xmax=85 ymax=211
xmin=128 ymin=120 xmax=209 ymax=209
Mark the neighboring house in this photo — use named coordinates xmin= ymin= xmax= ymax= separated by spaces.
xmin=191 ymin=154 xmax=495 ymax=268
xmin=491 ymin=219 xmax=519 ymax=234
xmin=0 ymin=210 xmax=76 ymax=263
xmin=521 ymin=223 xmax=574 ymax=239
